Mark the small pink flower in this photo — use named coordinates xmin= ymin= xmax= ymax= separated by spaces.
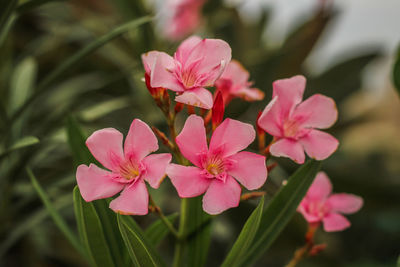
xmin=258 ymin=75 xmax=339 ymax=164
xmin=215 ymin=60 xmax=264 ymax=104
xmin=298 ymin=172 xmax=363 ymax=232
xmin=163 ymin=0 xmax=205 ymax=41
xmin=142 ymin=36 xmax=232 ymax=109
xmin=76 ymin=119 xmax=172 ymax=215
xmin=166 ymin=115 xmax=267 ymax=215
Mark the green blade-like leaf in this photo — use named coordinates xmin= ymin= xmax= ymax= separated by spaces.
xmin=221 ymin=196 xmax=264 ymax=267
xmin=117 ymin=214 xmax=166 ymax=267
xmin=145 ymin=213 xmax=178 ymax=246
xmin=0 ymin=136 xmax=39 ymax=160
xmin=186 ymin=196 xmax=212 ymax=267
xmin=0 ymin=0 xmax=17 ymax=30
xmin=393 ymin=45 xmax=400 ymax=96
xmin=11 ymin=15 xmax=152 ymax=123
xmin=73 ymin=186 xmax=116 ymax=267
xmin=28 ymin=169 xmax=85 ymax=257
xmin=239 ymin=160 xmax=321 ymax=267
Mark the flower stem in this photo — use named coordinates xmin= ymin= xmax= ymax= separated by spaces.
xmin=173 ymin=198 xmax=189 ymax=267
xmin=149 ymin=195 xmax=180 ymax=239
xmin=285 ymin=224 xmax=319 ymax=267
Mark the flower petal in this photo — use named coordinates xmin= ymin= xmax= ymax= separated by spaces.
xmin=327 ymin=193 xmax=363 ymax=214
xmin=236 ymin=87 xmax=265 ymax=101
xmin=109 ymin=179 xmax=148 ymax=215
xmin=209 ymin=118 xmax=255 ymax=158
xmin=297 ymin=201 xmax=322 ymax=223
xmin=124 ymin=119 xmax=159 ymax=161
xmin=299 ymin=129 xmax=339 ymax=161
xmin=174 ymin=36 xmax=203 ymax=64
xmin=270 ymin=138 xmax=305 ymax=164
xmin=322 ymin=213 xmax=351 ymax=232
xmin=141 ymin=51 xmax=159 ymax=74
xmin=86 ymin=128 xmax=124 ymax=171
xmin=226 ymin=151 xmax=267 ymax=190
xmin=202 ymin=175 xmax=241 ymax=215
xmin=219 ymin=60 xmax=250 ymax=85
xmin=272 ymin=75 xmax=306 ymax=118
xmin=141 ymin=153 xmax=172 ymax=189
xmin=166 ymin=164 xmax=210 ymax=198
xmin=175 ymin=114 xmax=208 ymax=167
xmin=76 ymin=164 xmax=124 ymax=202
xmin=175 ymin=87 xmax=213 ymax=109
xmin=258 ymin=96 xmax=282 ymax=137
xmin=150 ymin=51 xmax=185 ymax=92
xmin=292 ymin=94 xmax=338 ymax=129
xmin=307 ymin=172 xmax=332 ymax=201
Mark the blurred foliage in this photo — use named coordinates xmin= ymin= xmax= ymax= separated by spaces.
xmin=0 ymin=0 xmax=398 ymax=266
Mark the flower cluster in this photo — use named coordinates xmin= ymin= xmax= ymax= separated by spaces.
xmin=75 ymin=36 xmax=361 ymax=229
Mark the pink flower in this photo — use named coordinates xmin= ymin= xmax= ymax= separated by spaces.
xmin=258 ymin=75 xmax=339 ymax=164
xmin=298 ymin=172 xmax=363 ymax=232
xmin=76 ymin=119 xmax=172 ymax=215
xmin=142 ymin=36 xmax=232 ymax=109
xmin=215 ymin=60 xmax=264 ymax=104
xmin=163 ymin=0 xmax=205 ymax=41
xmin=166 ymin=115 xmax=267 ymax=215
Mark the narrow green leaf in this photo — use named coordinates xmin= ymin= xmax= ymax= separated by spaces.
xmin=0 ymin=136 xmax=39 ymax=159
xmin=73 ymin=186 xmax=116 ymax=267
xmin=117 ymin=214 xmax=166 ymax=267
xmin=239 ymin=160 xmax=321 ymax=267
xmin=145 ymin=213 xmax=178 ymax=246
xmin=393 ymin=45 xmax=400 ymax=96
xmin=186 ymin=196 xmax=212 ymax=267
xmin=0 ymin=0 xmax=17 ymax=30
xmin=221 ymin=196 xmax=264 ymax=267
xmin=11 ymin=16 xmax=152 ymax=123
xmin=28 ymin=169 xmax=84 ymax=256
xmin=17 ymin=0 xmax=65 ymax=14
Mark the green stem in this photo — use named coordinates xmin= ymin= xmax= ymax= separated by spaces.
xmin=149 ymin=195 xmax=180 ymax=239
xmin=173 ymin=198 xmax=189 ymax=267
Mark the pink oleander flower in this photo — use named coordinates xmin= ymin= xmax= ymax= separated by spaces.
xmin=166 ymin=115 xmax=267 ymax=215
xmin=298 ymin=172 xmax=363 ymax=232
xmin=76 ymin=119 xmax=172 ymax=215
xmin=258 ymin=75 xmax=339 ymax=164
xmin=142 ymin=36 xmax=232 ymax=109
xmin=163 ymin=0 xmax=206 ymax=41
xmin=215 ymin=59 xmax=264 ymax=104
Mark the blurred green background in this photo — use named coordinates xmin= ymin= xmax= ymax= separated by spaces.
xmin=0 ymin=0 xmax=399 ymax=266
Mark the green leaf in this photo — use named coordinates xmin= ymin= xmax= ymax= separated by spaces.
xmin=117 ymin=214 xmax=166 ymax=267
xmin=0 ymin=136 xmax=39 ymax=160
xmin=66 ymin=115 xmax=96 ymax=167
xmin=393 ymin=45 xmax=400 ymax=96
xmin=186 ymin=196 xmax=212 ymax=267
xmin=145 ymin=213 xmax=178 ymax=246
xmin=239 ymin=160 xmax=321 ymax=267
xmin=28 ymin=169 xmax=85 ymax=257
xmin=11 ymin=16 xmax=152 ymax=123
xmin=73 ymin=186 xmax=116 ymax=267
xmin=0 ymin=0 xmax=17 ymax=31
xmin=17 ymin=0 xmax=65 ymax=14
xmin=221 ymin=196 xmax=264 ymax=267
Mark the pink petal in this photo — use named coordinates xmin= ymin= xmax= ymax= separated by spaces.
xmin=109 ymin=179 xmax=149 ymax=215
xmin=76 ymin=164 xmax=124 ymax=202
xmin=299 ymin=129 xmax=339 ymax=161
xmin=202 ymin=175 xmax=241 ymax=215
xmin=270 ymin=138 xmax=305 ymax=164
xmin=209 ymin=118 xmax=255 ymax=157
xmin=141 ymin=153 xmax=172 ymax=189
xmin=292 ymin=94 xmax=338 ymax=129
xmin=307 ymin=172 xmax=332 ymax=201
xmin=322 ymin=212 xmax=351 ymax=232
xmin=175 ymin=87 xmax=213 ymax=109
xmin=124 ymin=119 xmax=159 ymax=161
xmin=327 ymin=193 xmax=363 ymax=214
xmin=297 ymin=201 xmax=322 ymax=223
xmin=258 ymin=96 xmax=282 ymax=137
xmin=272 ymin=75 xmax=306 ymax=118
xmin=220 ymin=60 xmax=250 ymax=85
xmin=176 ymin=114 xmax=208 ymax=167
xmin=141 ymin=51 xmax=159 ymax=74
xmin=174 ymin=36 xmax=202 ymax=64
xmin=166 ymin=164 xmax=210 ymax=198
xmin=150 ymin=52 xmax=185 ymax=92
xmin=226 ymin=151 xmax=267 ymax=190
xmin=86 ymin=128 xmax=124 ymax=171
xmin=236 ymin=88 xmax=265 ymax=101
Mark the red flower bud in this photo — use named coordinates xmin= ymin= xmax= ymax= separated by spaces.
xmin=212 ymin=91 xmax=224 ymax=130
